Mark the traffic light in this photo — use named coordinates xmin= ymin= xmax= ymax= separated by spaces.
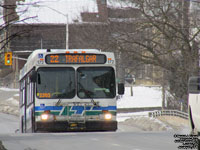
xmin=4 ymin=52 xmax=12 ymax=66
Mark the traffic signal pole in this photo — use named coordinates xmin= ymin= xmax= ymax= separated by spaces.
xmin=3 ymin=52 xmax=27 ymax=88
xmin=4 ymin=52 xmax=27 ymax=65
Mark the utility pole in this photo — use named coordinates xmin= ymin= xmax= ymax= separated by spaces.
xmin=42 ymin=6 xmax=69 ymax=49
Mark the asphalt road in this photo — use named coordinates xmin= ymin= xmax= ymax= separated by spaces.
xmin=0 ymin=113 xmax=181 ymax=150
xmin=0 ymin=88 xmax=186 ymax=150
xmin=1 ymin=131 xmax=178 ymax=150
xmin=0 ymin=113 xmax=18 ymax=134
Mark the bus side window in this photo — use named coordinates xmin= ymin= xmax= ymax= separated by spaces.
xmin=188 ymin=76 xmax=200 ymax=93
xmin=20 ymin=80 xmax=24 ymax=107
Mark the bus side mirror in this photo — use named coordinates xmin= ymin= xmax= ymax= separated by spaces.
xmin=118 ymin=83 xmax=124 ymax=95
xmin=30 ymin=70 xmax=37 ymax=83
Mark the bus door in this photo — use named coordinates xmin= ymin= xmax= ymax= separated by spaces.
xmin=20 ymin=79 xmax=26 ymax=133
xmin=25 ymin=72 xmax=36 ymax=132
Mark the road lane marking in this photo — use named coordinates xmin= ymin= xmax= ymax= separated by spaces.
xmin=10 ymin=133 xmax=33 ymax=137
xmin=91 ymin=138 xmax=99 ymax=141
xmin=112 ymin=143 xmax=120 ymax=147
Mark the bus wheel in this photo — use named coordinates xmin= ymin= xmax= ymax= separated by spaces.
xmin=21 ymin=116 xmax=24 ymax=133
xmin=197 ymin=139 xmax=200 ymax=150
xmin=31 ymin=123 xmax=35 ymax=133
xmin=189 ymin=107 xmax=195 ymax=133
xmin=31 ymin=111 xmax=35 ymax=133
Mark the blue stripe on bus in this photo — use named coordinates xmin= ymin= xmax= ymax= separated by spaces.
xmin=92 ymin=106 xmax=117 ymax=110
xmin=35 ymin=106 xmax=117 ymax=111
xmin=35 ymin=106 xmax=63 ymax=111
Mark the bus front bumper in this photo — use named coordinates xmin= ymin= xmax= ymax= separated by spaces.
xmin=35 ymin=121 xmax=118 ymax=132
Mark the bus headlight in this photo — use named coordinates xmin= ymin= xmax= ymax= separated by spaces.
xmin=41 ymin=114 xmax=49 ymax=121
xmin=40 ymin=110 xmax=52 ymax=121
xmin=104 ymin=113 xmax=112 ymax=120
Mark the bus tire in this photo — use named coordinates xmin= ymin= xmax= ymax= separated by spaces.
xmin=197 ymin=139 xmax=200 ymax=150
xmin=31 ymin=111 xmax=35 ymax=133
xmin=21 ymin=116 xmax=24 ymax=133
xmin=189 ymin=106 xmax=195 ymax=134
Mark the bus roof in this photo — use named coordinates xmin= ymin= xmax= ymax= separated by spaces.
xmin=27 ymin=49 xmax=101 ymax=59
xmin=19 ymin=49 xmax=115 ymax=81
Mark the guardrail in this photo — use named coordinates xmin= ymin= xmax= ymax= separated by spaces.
xmin=117 ymin=107 xmax=162 ymax=113
xmin=148 ymin=110 xmax=188 ymax=120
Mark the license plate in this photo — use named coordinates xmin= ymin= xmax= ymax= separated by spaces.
xmin=70 ymin=123 xmax=77 ymax=127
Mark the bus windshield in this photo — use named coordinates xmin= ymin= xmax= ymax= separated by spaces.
xmin=77 ymin=67 xmax=116 ymax=98
xmin=37 ymin=67 xmax=75 ymax=99
xmin=36 ymin=67 xmax=116 ymax=99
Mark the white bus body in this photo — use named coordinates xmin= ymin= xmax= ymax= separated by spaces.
xmin=19 ymin=49 xmax=124 ymax=132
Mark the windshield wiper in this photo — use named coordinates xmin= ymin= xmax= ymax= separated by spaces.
xmin=55 ymin=99 xmax=62 ymax=106
xmin=78 ymin=82 xmax=98 ymax=106
xmin=91 ymin=99 xmax=98 ymax=106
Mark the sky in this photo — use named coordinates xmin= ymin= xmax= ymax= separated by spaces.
xmin=0 ymin=0 xmax=137 ymax=25
xmin=15 ymin=0 xmax=136 ymax=24
xmin=16 ymin=0 xmax=98 ymax=24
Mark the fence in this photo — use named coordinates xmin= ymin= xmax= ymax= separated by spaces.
xmin=117 ymin=107 xmax=162 ymax=113
xmin=149 ymin=110 xmax=188 ymax=120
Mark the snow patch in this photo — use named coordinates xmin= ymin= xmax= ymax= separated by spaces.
xmin=0 ymin=91 xmax=19 ymax=116
xmin=117 ymin=111 xmax=149 ymax=122
xmin=6 ymin=97 xmax=19 ymax=106
xmin=117 ymin=86 xmax=162 ymax=108
xmin=107 ymin=0 xmax=137 ymax=9
xmin=122 ymin=116 xmax=173 ymax=131
xmin=14 ymin=94 xmax=20 ymax=97
xmin=0 ymin=88 xmax=18 ymax=92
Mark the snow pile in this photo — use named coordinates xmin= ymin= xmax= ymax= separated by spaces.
xmin=122 ymin=116 xmax=173 ymax=131
xmin=0 ymin=93 xmax=19 ymax=116
xmin=157 ymin=116 xmax=189 ymax=131
xmin=117 ymin=86 xmax=162 ymax=108
xmin=117 ymin=111 xmax=149 ymax=122
xmin=0 ymin=87 xmax=18 ymax=92
xmin=0 ymin=141 xmax=7 ymax=150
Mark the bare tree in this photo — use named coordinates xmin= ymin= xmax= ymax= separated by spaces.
xmin=0 ymin=0 xmax=39 ymax=50
xmin=108 ymin=0 xmax=200 ymax=111
xmin=0 ymin=0 xmax=38 ymax=67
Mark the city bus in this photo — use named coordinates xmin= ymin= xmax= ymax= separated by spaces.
xmin=19 ymin=49 xmax=124 ymax=133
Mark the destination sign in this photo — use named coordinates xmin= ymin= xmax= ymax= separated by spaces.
xmin=45 ymin=54 xmax=106 ymax=64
